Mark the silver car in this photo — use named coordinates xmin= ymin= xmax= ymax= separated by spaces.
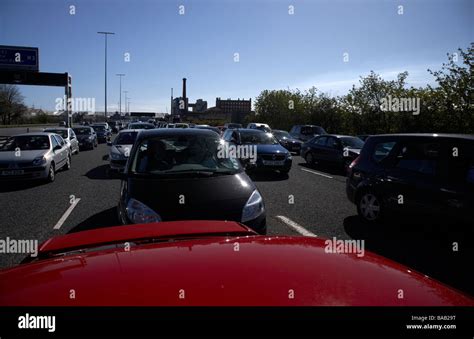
xmin=43 ymin=127 xmax=80 ymax=155
xmin=108 ymin=129 xmax=140 ymax=172
xmin=0 ymin=133 xmax=71 ymax=182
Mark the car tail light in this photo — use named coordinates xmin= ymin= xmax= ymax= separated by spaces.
xmin=349 ymin=156 xmax=360 ymax=169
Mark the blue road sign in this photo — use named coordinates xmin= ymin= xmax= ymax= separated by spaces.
xmin=0 ymin=45 xmax=39 ymax=71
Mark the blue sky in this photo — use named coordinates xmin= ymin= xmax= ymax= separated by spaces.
xmin=1 ymin=0 xmax=472 ymax=113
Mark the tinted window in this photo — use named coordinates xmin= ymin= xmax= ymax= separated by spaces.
xmin=0 ymin=135 xmax=50 ymax=151
xmin=115 ymin=131 xmax=138 ymax=145
xmin=55 ymin=135 xmax=66 ymax=146
xmin=394 ymin=142 xmax=440 ymax=175
xmin=372 ymin=141 xmax=396 ymax=162
xmin=340 ymin=137 xmax=365 ymax=149
xmin=301 ymin=126 xmax=327 ymax=135
xmin=73 ymin=127 xmax=92 ymax=135
xmin=44 ymin=129 xmax=68 ymax=138
xmin=327 ymin=137 xmax=340 ymax=149
xmin=240 ymin=131 xmax=278 ymax=145
xmin=51 ymin=135 xmax=59 ymax=148
xmin=273 ymin=130 xmax=290 ymax=139
xmin=315 ymin=136 xmax=328 ymax=146
xmin=131 ymin=135 xmax=241 ymax=174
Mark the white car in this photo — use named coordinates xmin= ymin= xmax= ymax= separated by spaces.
xmin=107 ymin=129 xmax=140 ymax=172
xmin=246 ymin=123 xmax=271 ymax=132
xmin=43 ymin=127 xmax=80 ymax=155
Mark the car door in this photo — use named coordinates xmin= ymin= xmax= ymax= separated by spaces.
xmin=311 ymin=136 xmax=328 ymax=162
xmin=436 ymin=139 xmax=474 ymax=222
xmin=50 ymin=135 xmax=62 ymax=168
xmin=326 ymin=136 xmax=343 ymax=164
xmin=382 ymin=139 xmax=442 ymax=214
xmin=69 ymin=129 xmax=79 ymax=153
xmin=54 ymin=135 xmax=68 ymax=167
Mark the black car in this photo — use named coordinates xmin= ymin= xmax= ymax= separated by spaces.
xmin=222 ymin=128 xmax=292 ymax=175
xmin=289 ymin=125 xmax=327 ymax=142
xmin=272 ymin=129 xmax=303 ymax=153
xmin=117 ymin=129 xmax=267 ymax=234
xmin=301 ymin=134 xmax=364 ymax=171
xmin=346 ymin=133 xmax=474 ymax=224
xmin=91 ymin=125 xmax=111 ymax=143
xmin=72 ymin=126 xmax=98 ymax=150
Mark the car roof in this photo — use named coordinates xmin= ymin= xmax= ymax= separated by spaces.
xmin=0 ymin=221 xmax=471 ymax=306
xmin=236 ymin=128 xmax=266 ymax=133
xmin=137 ymin=128 xmax=218 ymax=139
xmin=368 ymin=133 xmax=474 ymax=140
xmin=44 ymin=127 xmax=69 ymax=130
xmin=118 ymin=129 xmax=141 ymax=133
xmin=13 ymin=132 xmax=54 ymax=137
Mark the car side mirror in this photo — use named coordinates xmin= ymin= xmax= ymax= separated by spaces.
xmin=107 ymin=141 xmax=112 ymax=146
xmin=53 ymin=145 xmax=62 ymax=151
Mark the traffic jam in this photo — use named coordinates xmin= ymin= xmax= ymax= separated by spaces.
xmin=0 ymin=0 xmax=473 ymax=336
xmin=1 ymin=121 xmax=473 ymax=308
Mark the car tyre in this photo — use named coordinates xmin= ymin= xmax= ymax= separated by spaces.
xmin=65 ymin=156 xmax=71 ymax=170
xmin=357 ymin=190 xmax=384 ymax=224
xmin=305 ymin=152 xmax=314 ymax=165
xmin=46 ymin=163 xmax=55 ymax=182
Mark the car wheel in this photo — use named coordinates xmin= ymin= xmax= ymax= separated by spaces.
xmin=357 ymin=190 xmax=383 ymax=223
xmin=65 ymin=156 xmax=71 ymax=170
xmin=46 ymin=164 xmax=55 ymax=182
xmin=305 ymin=152 xmax=314 ymax=165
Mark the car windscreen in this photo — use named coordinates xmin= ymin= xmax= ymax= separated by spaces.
xmin=44 ymin=129 xmax=68 ymax=138
xmin=73 ymin=128 xmax=92 ymax=135
xmin=273 ymin=130 xmax=290 ymax=139
xmin=227 ymin=123 xmax=242 ymax=129
xmin=131 ymin=134 xmax=241 ymax=175
xmin=340 ymin=137 xmax=365 ymax=149
xmin=0 ymin=135 xmax=50 ymax=151
xmin=92 ymin=126 xmax=106 ymax=131
xmin=115 ymin=131 xmax=138 ymax=145
xmin=240 ymin=131 xmax=279 ymax=145
xmin=301 ymin=126 xmax=327 ymax=135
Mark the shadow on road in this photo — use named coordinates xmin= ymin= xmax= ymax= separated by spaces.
xmin=298 ymin=162 xmax=346 ymax=176
xmin=84 ymin=164 xmax=118 ymax=180
xmin=68 ymin=207 xmax=121 ymax=234
xmin=344 ymin=214 xmax=474 ymax=297
xmin=248 ymin=171 xmax=289 ymax=182
xmin=0 ymin=180 xmax=47 ymax=193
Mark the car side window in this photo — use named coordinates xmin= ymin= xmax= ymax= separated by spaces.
xmin=315 ymin=136 xmax=328 ymax=146
xmin=50 ymin=135 xmax=59 ymax=149
xmin=56 ymin=135 xmax=65 ymax=146
xmin=372 ymin=141 xmax=396 ymax=163
xmin=327 ymin=137 xmax=340 ymax=149
xmin=70 ymin=129 xmax=76 ymax=139
xmin=223 ymin=130 xmax=232 ymax=141
xmin=394 ymin=142 xmax=440 ymax=176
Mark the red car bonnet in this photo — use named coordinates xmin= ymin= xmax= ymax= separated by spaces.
xmin=0 ymin=221 xmax=472 ymax=306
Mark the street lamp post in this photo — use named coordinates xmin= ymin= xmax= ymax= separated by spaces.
xmin=123 ymin=91 xmax=128 ymax=115
xmin=97 ymin=31 xmax=115 ymax=121
xmin=116 ymin=74 xmax=125 ymax=115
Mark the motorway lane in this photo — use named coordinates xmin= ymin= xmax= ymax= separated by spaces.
xmin=0 ymin=141 xmax=473 ymax=296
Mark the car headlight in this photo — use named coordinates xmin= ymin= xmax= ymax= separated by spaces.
xmin=32 ymin=156 xmax=46 ymax=166
xmin=110 ymin=152 xmax=122 ymax=160
xmin=126 ymin=198 xmax=162 ymax=224
xmin=241 ymin=190 xmax=265 ymax=223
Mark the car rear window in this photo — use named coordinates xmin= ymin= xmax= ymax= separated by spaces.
xmin=394 ymin=142 xmax=441 ymax=175
xmin=372 ymin=141 xmax=396 ymax=162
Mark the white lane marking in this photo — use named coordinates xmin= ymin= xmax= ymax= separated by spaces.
xmin=276 ymin=215 xmax=317 ymax=237
xmin=301 ymin=168 xmax=333 ymax=179
xmin=53 ymin=198 xmax=81 ymax=230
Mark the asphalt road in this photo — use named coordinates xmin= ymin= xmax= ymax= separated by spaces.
xmin=0 ymin=137 xmax=473 ymax=297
